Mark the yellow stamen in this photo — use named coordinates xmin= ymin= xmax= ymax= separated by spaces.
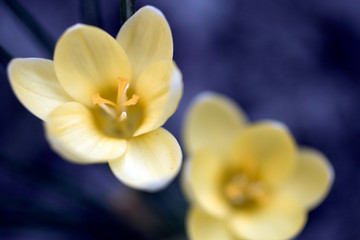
xmin=224 ymin=174 xmax=248 ymax=205
xmin=121 ymin=94 xmax=140 ymax=107
xmin=224 ymin=174 xmax=268 ymax=206
xmin=92 ymin=77 xmax=139 ymax=121
xmin=246 ymin=182 xmax=268 ymax=204
xmin=92 ymin=93 xmax=117 ymax=108
xmin=117 ymin=77 xmax=129 ymax=106
xmin=225 ymin=184 xmax=246 ymax=204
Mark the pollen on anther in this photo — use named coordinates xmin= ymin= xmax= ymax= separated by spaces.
xmin=117 ymin=77 xmax=130 ymax=105
xmin=92 ymin=93 xmax=116 ymax=107
xmin=121 ymin=94 xmax=140 ymax=106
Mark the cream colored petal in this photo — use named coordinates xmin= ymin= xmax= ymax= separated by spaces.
xmin=116 ymin=6 xmax=173 ymax=80
xmin=229 ymin=194 xmax=307 ymax=240
xmin=133 ymin=60 xmax=182 ymax=136
xmin=181 ymin=158 xmax=196 ymax=203
xmin=187 ymin=208 xmax=235 ymax=240
xmin=8 ymin=58 xmax=72 ymax=120
xmin=184 ymin=92 xmax=247 ymax=155
xmin=230 ymin=121 xmax=297 ymax=187
xmin=54 ymin=24 xmax=131 ymax=106
xmin=188 ymin=150 xmax=231 ymax=218
xmin=280 ymin=147 xmax=334 ymax=210
xmin=45 ymin=102 xmax=127 ymax=164
xmin=109 ymin=128 xmax=182 ymax=192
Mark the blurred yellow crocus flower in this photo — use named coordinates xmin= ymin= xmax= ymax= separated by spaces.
xmin=182 ymin=92 xmax=334 ymax=240
xmin=8 ymin=6 xmax=183 ymax=191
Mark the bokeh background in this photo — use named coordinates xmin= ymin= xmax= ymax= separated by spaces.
xmin=1 ymin=0 xmax=360 ymax=239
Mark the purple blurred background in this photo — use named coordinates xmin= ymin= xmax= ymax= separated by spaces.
xmin=0 ymin=0 xmax=359 ymax=239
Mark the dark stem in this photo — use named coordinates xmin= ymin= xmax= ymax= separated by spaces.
xmin=1 ymin=0 xmax=55 ymax=55
xmin=0 ymin=45 xmax=12 ymax=68
xmin=120 ymin=0 xmax=135 ymax=25
xmin=80 ymin=0 xmax=103 ymax=27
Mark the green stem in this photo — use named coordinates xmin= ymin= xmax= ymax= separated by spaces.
xmin=2 ymin=0 xmax=55 ymax=55
xmin=120 ymin=0 xmax=135 ymax=25
xmin=80 ymin=0 xmax=103 ymax=27
xmin=0 ymin=44 xmax=12 ymax=68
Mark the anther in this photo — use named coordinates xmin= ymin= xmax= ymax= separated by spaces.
xmin=117 ymin=77 xmax=130 ymax=106
xmin=92 ymin=93 xmax=116 ymax=107
xmin=121 ymin=94 xmax=139 ymax=106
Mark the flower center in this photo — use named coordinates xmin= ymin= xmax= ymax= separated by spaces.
xmin=92 ymin=77 xmax=139 ymax=122
xmin=224 ymin=173 xmax=268 ymax=207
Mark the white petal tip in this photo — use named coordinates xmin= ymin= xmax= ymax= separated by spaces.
xmin=140 ymin=5 xmax=165 ymax=17
xmin=256 ymin=120 xmax=290 ymax=132
xmin=190 ymin=91 xmax=240 ymax=108
xmin=64 ymin=23 xmax=87 ymax=33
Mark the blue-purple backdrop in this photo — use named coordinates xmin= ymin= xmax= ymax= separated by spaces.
xmin=0 ymin=0 xmax=359 ymax=239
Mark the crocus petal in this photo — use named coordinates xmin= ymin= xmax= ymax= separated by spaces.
xmin=280 ymin=148 xmax=334 ymax=210
xmin=229 ymin=195 xmax=307 ymax=240
xmin=187 ymin=208 xmax=235 ymax=240
xmin=188 ymin=150 xmax=231 ymax=218
xmin=54 ymin=24 xmax=131 ymax=106
xmin=230 ymin=121 xmax=296 ymax=187
xmin=109 ymin=128 xmax=182 ymax=192
xmin=45 ymin=102 xmax=127 ymax=164
xmin=8 ymin=58 xmax=72 ymax=120
xmin=181 ymin=158 xmax=196 ymax=203
xmin=183 ymin=92 xmax=247 ymax=155
xmin=116 ymin=6 xmax=173 ymax=80
xmin=133 ymin=60 xmax=182 ymax=136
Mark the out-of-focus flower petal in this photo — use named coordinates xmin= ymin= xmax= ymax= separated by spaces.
xmin=231 ymin=121 xmax=296 ymax=187
xmin=183 ymin=92 xmax=247 ymax=155
xmin=109 ymin=128 xmax=182 ymax=191
xmin=54 ymin=24 xmax=131 ymax=106
xmin=187 ymin=207 xmax=235 ymax=240
xmin=181 ymin=158 xmax=196 ymax=203
xmin=229 ymin=194 xmax=307 ymax=240
xmin=188 ymin=150 xmax=231 ymax=218
xmin=133 ymin=60 xmax=182 ymax=136
xmin=45 ymin=102 xmax=127 ymax=164
xmin=280 ymin=148 xmax=334 ymax=209
xmin=8 ymin=58 xmax=72 ymax=120
xmin=116 ymin=6 xmax=173 ymax=80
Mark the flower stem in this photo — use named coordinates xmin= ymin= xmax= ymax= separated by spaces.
xmin=120 ymin=0 xmax=135 ymax=25
xmin=2 ymin=0 xmax=55 ymax=55
xmin=0 ymin=44 xmax=12 ymax=68
xmin=80 ymin=0 xmax=103 ymax=27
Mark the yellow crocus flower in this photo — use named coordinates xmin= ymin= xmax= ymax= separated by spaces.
xmin=182 ymin=92 xmax=334 ymax=240
xmin=7 ymin=6 xmax=183 ymax=192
